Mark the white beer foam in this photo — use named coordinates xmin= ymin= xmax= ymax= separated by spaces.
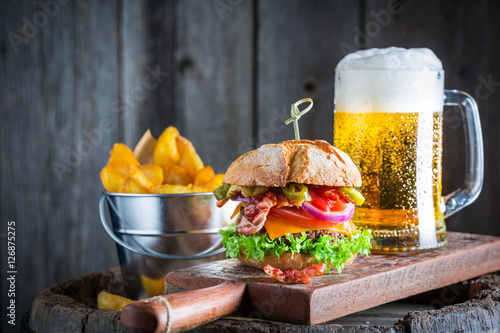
xmin=337 ymin=47 xmax=442 ymax=70
xmin=335 ymin=47 xmax=444 ymax=113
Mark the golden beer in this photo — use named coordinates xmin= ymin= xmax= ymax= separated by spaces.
xmin=334 ymin=47 xmax=483 ymax=253
xmin=334 ymin=48 xmax=448 ymax=252
xmin=334 ymin=111 xmax=446 ymax=251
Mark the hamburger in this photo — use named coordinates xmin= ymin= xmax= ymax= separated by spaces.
xmin=214 ymin=140 xmax=372 ymax=273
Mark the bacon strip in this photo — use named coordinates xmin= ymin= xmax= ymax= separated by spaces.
xmin=236 ymin=192 xmax=277 ymax=234
xmin=216 ymin=190 xmax=301 ymax=235
xmin=263 ymin=263 xmax=327 ymax=284
xmin=216 ymin=197 xmax=230 ymax=208
xmin=236 ymin=215 xmax=264 ymax=234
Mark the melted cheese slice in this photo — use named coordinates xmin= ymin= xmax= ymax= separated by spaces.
xmin=231 ymin=203 xmax=244 ymax=219
xmin=229 ymin=203 xmax=355 ymax=239
xmin=264 ymin=214 xmax=355 ymax=240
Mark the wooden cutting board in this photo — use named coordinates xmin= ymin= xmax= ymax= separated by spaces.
xmin=120 ymin=232 xmax=500 ymax=332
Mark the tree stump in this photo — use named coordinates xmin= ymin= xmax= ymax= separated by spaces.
xmin=27 ymin=268 xmax=500 ymax=333
xmin=29 ymin=268 xmax=124 ymax=333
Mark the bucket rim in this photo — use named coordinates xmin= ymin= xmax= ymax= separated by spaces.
xmin=102 ymin=191 xmax=214 ymax=198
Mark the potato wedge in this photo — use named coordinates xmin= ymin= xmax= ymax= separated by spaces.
xmin=133 ymin=129 xmax=156 ymax=164
xmin=108 ymin=143 xmax=140 ymax=167
xmin=176 ymin=135 xmax=204 ymax=178
xmin=153 ymin=126 xmax=180 ymax=166
xmin=189 ymin=185 xmax=211 ymax=193
xmin=101 ymin=127 xmax=224 ymax=195
xmin=107 ymin=162 xmax=136 ymax=177
xmin=163 ymin=164 xmax=192 ymax=185
xmin=140 ymin=275 xmax=165 ymax=296
xmin=100 ymin=165 xmax=128 ymax=192
xmin=203 ymin=174 xmax=225 ymax=191
xmin=194 ymin=166 xmax=215 ymax=186
xmin=129 ymin=168 xmax=157 ymax=192
xmin=97 ymin=291 xmax=133 ymax=311
xmin=119 ymin=178 xmax=149 ymax=193
xmin=139 ymin=164 xmax=164 ymax=186
xmin=154 ymin=184 xmax=191 ymax=194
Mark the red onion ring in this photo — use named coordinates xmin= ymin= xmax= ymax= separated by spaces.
xmin=231 ymin=195 xmax=253 ymax=203
xmin=301 ymin=201 xmax=355 ymax=223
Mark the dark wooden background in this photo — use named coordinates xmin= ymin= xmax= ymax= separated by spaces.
xmin=1 ymin=0 xmax=499 ymax=330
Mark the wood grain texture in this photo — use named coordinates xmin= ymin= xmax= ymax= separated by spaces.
xmin=192 ymin=276 xmax=500 ymax=333
xmin=119 ymin=0 xmax=179 ymax=147
xmin=176 ymin=0 xmax=254 ymax=173
xmin=0 ymin=1 xmax=121 ymax=332
xmin=256 ymin=0 xmax=359 ymax=146
xmin=362 ymin=0 xmax=500 ymax=238
xmin=121 ymin=282 xmax=246 ymax=332
xmin=163 ymin=232 xmax=500 ymax=325
xmin=27 ymin=266 xmax=500 ymax=333
xmin=118 ymin=0 xmax=254 ymax=173
xmin=29 ymin=268 xmax=124 ymax=333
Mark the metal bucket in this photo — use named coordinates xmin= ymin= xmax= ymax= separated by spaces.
xmin=99 ymin=192 xmax=235 ymax=299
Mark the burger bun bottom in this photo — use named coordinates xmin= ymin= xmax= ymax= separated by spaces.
xmin=238 ymin=250 xmax=357 ymax=271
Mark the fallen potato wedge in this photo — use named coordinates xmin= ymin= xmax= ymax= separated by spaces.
xmin=97 ymin=291 xmax=133 ymax=311
xmin=140 ymin=275 xmax=165 ymax=297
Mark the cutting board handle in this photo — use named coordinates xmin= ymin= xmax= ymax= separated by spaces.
xmin=120 ymin=281 xmax=246 ymax=333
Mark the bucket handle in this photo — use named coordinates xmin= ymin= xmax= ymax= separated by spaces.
xmin=99 ymin=196 xmax=226 ymax=260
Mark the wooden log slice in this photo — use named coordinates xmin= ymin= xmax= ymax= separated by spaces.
xmin=401 ymin=278 xmax=500 ymax=333
xmin=29 ymin=267 xmax=125 ymax=333
xmin=27 ymin=267 xmax=500 ymax=333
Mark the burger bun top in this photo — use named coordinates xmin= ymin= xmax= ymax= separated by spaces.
xmin=223 ymin=140 xmax=361 ymax=187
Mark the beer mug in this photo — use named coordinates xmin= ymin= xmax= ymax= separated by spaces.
xmin=333 ymin=47 xmax=483 ymax=253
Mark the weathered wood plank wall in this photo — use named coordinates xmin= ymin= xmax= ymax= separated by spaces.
xmin=1 ymin=0 xmax=499 ymax=331
xmin=256 ymin=0 xmax=359 ymax=144
xmin=1 ymin=0 xmax=122 ymax=330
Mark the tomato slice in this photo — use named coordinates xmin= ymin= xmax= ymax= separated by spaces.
xmin=268 ymin=206 xmax=346 ymax=229
xmin=308 ymin=186 xmax=349 ymax=212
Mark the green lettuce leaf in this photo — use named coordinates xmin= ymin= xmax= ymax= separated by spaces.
xmin=219 ymin=223 xmax=373 ymax=273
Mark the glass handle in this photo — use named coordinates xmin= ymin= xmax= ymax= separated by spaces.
xmin=443 ymin=90 xmax=484 ymax=218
